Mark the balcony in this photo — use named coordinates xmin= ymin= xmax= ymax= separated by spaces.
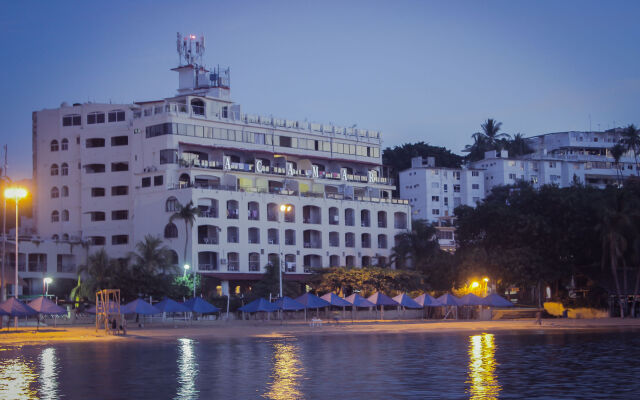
xmin=198 ymin=263 xmax=218 ymax=271
xmin=57 ymin=263 xmax=76 ymax=273
xmin=227 ymin=262 xmax=239 ymax=272
xmin=249 ymin=261 xmax=260 ymax=272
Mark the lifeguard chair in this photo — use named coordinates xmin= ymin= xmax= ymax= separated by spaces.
xmin=96 ymin=289 xmax=122 ymax=334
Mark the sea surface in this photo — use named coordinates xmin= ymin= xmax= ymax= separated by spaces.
xmin=1 ymin=329 xmax=639 ymax=399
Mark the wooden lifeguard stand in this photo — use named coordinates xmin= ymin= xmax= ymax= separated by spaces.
xmin=96 ymin=289 xmax=122 ymax=334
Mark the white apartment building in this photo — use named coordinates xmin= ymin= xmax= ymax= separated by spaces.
xmin=399 ymin=157 xmax=484 ymax=223
xmin=472 ymin=129 xmax=637 ymax=195
xmin=31 ymin=34 xmax=411 ymax=294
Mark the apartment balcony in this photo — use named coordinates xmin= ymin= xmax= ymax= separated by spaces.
xmin=57 ymin=263 xmax=76 ymax=273
xmin=198 ymin=263 xmax=218 ymax=271
xmin=227 ymin=262 xmax=240 ymax=272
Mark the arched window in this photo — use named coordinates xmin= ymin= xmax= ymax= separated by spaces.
xmin=61 ymin=186 xmax=69 ymax=197
xmin=50 ymin=140 xmax=59 ymax=152
xmin=61 ymin=163 xmax=69 ymax=176
xmin=168 ymin=250 xmax=179 ymax=266
xmin=51 ymin=164 xmax=59 ymax=176
xmin=191 ymin=99 xmax=205 ymax=116
xmin=165 ymin=196 xmax=179 ymax=212
xmin=164 ymin=222 xmax=178 ymax=238
xmin=179 ymin=173 xmax=190 ymax=187
xmin=52 ymin=234 xmax=59 ymax=241
xmin=51 ymin=210 xmax=59 ymax=222
xmin=61 ymin=138 xmax=69 ymax=151
xmin=61 ymin=210 xmax=69 ymax=221
xmin=249 ymin=252 xmax=260 ymax=271
xmin=62 ymin=233 xmax=69 ymax=241
xmin=51 ymin=187 xmax=59 ymax=198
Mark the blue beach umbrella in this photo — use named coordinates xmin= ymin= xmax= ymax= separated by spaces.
xmin=0 ymin=297 xmax=37 ymax=317
xmin=154 ymin=298 xmax=190 ymax=313
xmin=28 ymin=297 xmax=66 ymax=315
xmin=392 ymin=293 xmax=422 ymax=309
xmin=238 ymin=298 xmax=279 ymax=313
xmin=344 ymin=293 xmax=375 ymax=308
xmin=483 ymin=293 xmax=514 ymax=308
xmin=413 ymin=294 xmax=442 ymax=307
xmin=295 ymin=293 xmax=330 ymax=309
xmin=121 ymin=298 xmax=160 ymax=315
xmin=368 ymin=292 xmax=400 ymax=306
xmin=320 ymin=293 xmax=351 ymax=307
xmin=183 ymin=297 xmax=220 ymax=314
xmin=274 ymin=296 xmax=305 ymax=311
xmin=458 ymin=293 xmax=487 ymax=306
xmin=436 ymin=293 xmax=461 ymax=306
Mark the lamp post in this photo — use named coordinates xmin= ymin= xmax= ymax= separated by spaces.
xmin=184 ymin=264 xmax=195 ymax=298
xmin=483 ymin=277 xmax=489 ymax=296
xmin=43 ymin=277 xmax=52 ymax=296
xmin=5 ymin=186 xmax=27 ymax=328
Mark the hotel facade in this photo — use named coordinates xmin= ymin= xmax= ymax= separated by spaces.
xmin=28 ymin=35 xmax=411 ymax=295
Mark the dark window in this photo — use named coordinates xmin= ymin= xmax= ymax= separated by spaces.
xmin=89 ymin=236 xmax=106 ymax=246
xmin=108 ymin=110 xmax=126 ymax=122
xmin=154 ymin=175 xmax=163 ymax=186
xmin=87 ymin=112 xmax=105 ymax=124
xmin=84 ymin=164 xmax=105 ymax=173
xmin=61 ymin=138 xmax=69 ymax=150
xmin=111 ymin=235 xmax=128 ymax=245
xmin=90 ymin=211 xmax=105 ymax=221
xmin=111 ymin=136 xmax=128 ymax=146
xmin=160 ymin=149 xmax=178 ymax=164
xmin=145 ymin=123 xmax=175 ymax=138
xmin=111 ymin=210 xmax=128 ymax=220
xmin=91 ymin=187 xmax=105 ymax=197
xmin=111 ymin=162 xmax=128 ymax=172
xmin=63 ymin=114 xmax=81 ymax=126
xmin=141 ymin=177 xmax=151 ymax=187
xmin=61 ymin=163 xmax=69 ymax=176
xmin=86 ymin=138 xmax=105 ymax=148
xmin=280 ymin=136 xmax=292 ymax=147
xmin=50 ymin=140 xmax=59 ymax=152
xmin=111 ymin=186 xmax=128 ymax=196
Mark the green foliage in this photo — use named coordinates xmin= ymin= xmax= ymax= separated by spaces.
xmin=463 ymin=119 xmax=533 ymax=161
xmin=170 ymin=200 xmax=199 ymax=262
xmin=307 ymin=267 xmax=424 ymax=297
xmin=251 ymin=260 xmax=299 ymax=299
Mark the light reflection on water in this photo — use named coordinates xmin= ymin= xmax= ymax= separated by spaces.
xmin=39 ymin=347 xmax=58 ymax=400
xmin=0 ymin=350 xmax=38 ymax=400
xmin=175 ymin=338 xmax=198 ymax=400
xmin=467 ymin=333 xmax=500 ymax=399
xmin=264 ymin=341 xmax=305 ymax=400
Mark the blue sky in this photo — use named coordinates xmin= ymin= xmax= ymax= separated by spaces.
xmin=1 ymin=0 xmax=639 ymax=179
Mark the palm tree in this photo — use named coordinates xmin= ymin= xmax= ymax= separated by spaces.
xmin=508 ymin=133 xmax=533 ymax=157
xmin=463 ymin=132 xmax=491 ymax=162
xmin=620 ymin=124 xmax=640 ymax=176
xmin=610 ymin=143 xmax=625 ymax=186
xmin=129 ymin=235 xmax=175 ymax=275
xmin=479 ymin=118 xmax=510 ymax=148
xmin=169 ymin=201 xmax=199 ymax=267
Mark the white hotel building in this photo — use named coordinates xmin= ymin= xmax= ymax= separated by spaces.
xmin=29 ymin=37 xmax=411 ymax=294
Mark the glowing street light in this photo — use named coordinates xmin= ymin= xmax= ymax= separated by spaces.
xmin=43 ymin=277 xmax=52 ymax=296
xmin=183 ymin=264 xmax=195 ymax=298
xmin=4 ymin=186 xmax=28 ymax=328
xmin=471 ymin=281 xmax=480 ymax=289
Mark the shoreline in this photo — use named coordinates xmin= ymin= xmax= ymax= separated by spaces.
xmin=2 ymin=318 xmax=640 ymax=346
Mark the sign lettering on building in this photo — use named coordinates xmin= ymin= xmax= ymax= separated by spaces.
xmin=223 ymin=156 xmax=231 ymax=170
xmin=255 ymin=159 xmax=263 ymax=173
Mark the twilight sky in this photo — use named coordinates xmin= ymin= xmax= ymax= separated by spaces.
xmin=1 ymin=0 xmax=639 ymax=179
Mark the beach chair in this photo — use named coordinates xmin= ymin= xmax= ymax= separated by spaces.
xmin=310 ymin=317 xmax=324 ymax=327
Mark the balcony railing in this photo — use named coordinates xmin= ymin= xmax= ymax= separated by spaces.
xmin=28 ymin=262 xmax=46 ymax=273
xmin=198 ymin=263 xmax=218 ymax=271
xmin=249 ymin=262 xmax=260 ymax=272
xmin=198 ymin=237 xmax=219 ymax=245
xmin=57 ymin=264 xmax=76 ymax=273
xmin=227 ymin=262 xmax=239 ymax=271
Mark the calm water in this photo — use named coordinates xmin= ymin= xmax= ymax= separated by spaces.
xmin=1 ymin=330 xmax=640 ymax=399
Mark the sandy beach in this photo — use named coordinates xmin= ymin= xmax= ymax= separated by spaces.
xmin=2 ymin=318 xmax=640 ymax=346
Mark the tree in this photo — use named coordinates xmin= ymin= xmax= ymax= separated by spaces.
xmin=392 ymin=220 xmax=441 ymax=270
xmin=610 ymin=143 xmax=626 ymax=186
xmin=307 ymin=267 xmax=424 ymax=297
xmin=479 ymin=118 xmax=510 ymax=148
xmin=169 ymin=201 xmax=199 ymax=266
xmin=507 ymin=133 xmax=534 ymax=157
xmin=252 ymin=259 xmax=299 ymax=299
xmin=620 ymin=124 xmax=640 ymax=176
xmin=463 ymin=132 xmax=491 ymax=162
xmin=129 ymin=235 xmax=175 ymax=275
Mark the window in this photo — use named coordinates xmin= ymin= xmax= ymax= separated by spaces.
xmin=61 ymin=163 xmax=69 ymax=176
xmin=279 ymin=136 xmax=292 ymax=148
xmin=62 ymin=114 xmax=81 ymax=126
xmin=90 ymin=211 xmax=106 ymax=222
xmin=112 ymin=210 xmax=128 ymax=220
xmin=61 ymin=138 xmax=69 ymax=150
xmin=51 ymin=164 xmax=59 ymax=176
xmin=91 ymin=187 xmax=105 ymax=197
xmin=87 ymin=112 xmax=105 ymax=124
xmin=108 ymin=110 xmax=126 ymax=122
xmin=111 ymin=136 xmax=128 ymax=146
xmin=50 ymin=140 xmax=59 ymax=152
xmin=454 ymin=184 xmax=461 ymax=193
xmin=51 ymin=211 xmax=59 ymax=222
xmin=160 ymin=149 xmax=178 ymax=164
xmin=227 ymin=227 xmax=239 ymax=243
xmin=112 ymin=186 xmax=128 ymax=196
xmin=86 ymin=138 xmax=105 ymax=148
xmin=472 ymin=171 xmax=479 ymax=177
xmin=154 ymin=175 xmax=163 ymax=186
xmin=508 ymin=173 xmax=516 ymax=180
xmin=61 ymin=210 xmax=69 ymax=221
xmin=472 ymin=184 xmax=480 ymax=190
xmin=89 ymin=236 xmax=106 ymax=246
xmin=549 ymin=162 xmax=556 ymax=168
xmin=444 ymin=184 xmax=448 ymax=192
xmin=111 ymin=235 xmax=128 ymax=245
xmin=141 ymin=177 xmax=151 ymax=187
xmin=165 ymin=197 xmax=179 ymax=212
xmin=431 ymin=196 xmax=439 ymax=202
xmin=164 ymin=223 xmax=178 ymax=238
xmin=432 ymin=209 xmax=440 ymax=215
xmin=444 ymin=198 xmax=449 ymax=206
xmin=51 ymin=187 xmax=59 ymax=198
xmin=85 ymin=164 xmax=105 ymax=173
xmin=111 ymin=162 xmax=128 ymax=172
xmin=61 ymin=186 xmax=69 ymax=197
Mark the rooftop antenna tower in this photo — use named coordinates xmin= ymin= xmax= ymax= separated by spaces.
xmin=177 ymin=32 xmax=205 ymax=67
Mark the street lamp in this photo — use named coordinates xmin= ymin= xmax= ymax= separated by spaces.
xmin=43 ymin=277 xmax=52 ymax=296
xmin=4 ymin=186 xmax=27 ymax=328
xmin=184 ymin=264 xmax=195 ymax=298
xmin=278 ymin=204 xmax=292 ymax=299
xmin=483 ymin=277 xmax=489 ymax=296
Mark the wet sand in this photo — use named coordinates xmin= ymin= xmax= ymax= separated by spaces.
xmin=2 ymin=318 xmax=640 ymax=345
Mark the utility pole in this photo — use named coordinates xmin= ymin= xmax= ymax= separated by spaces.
xmin=1 ymin=145 xmax=7 ymax=304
